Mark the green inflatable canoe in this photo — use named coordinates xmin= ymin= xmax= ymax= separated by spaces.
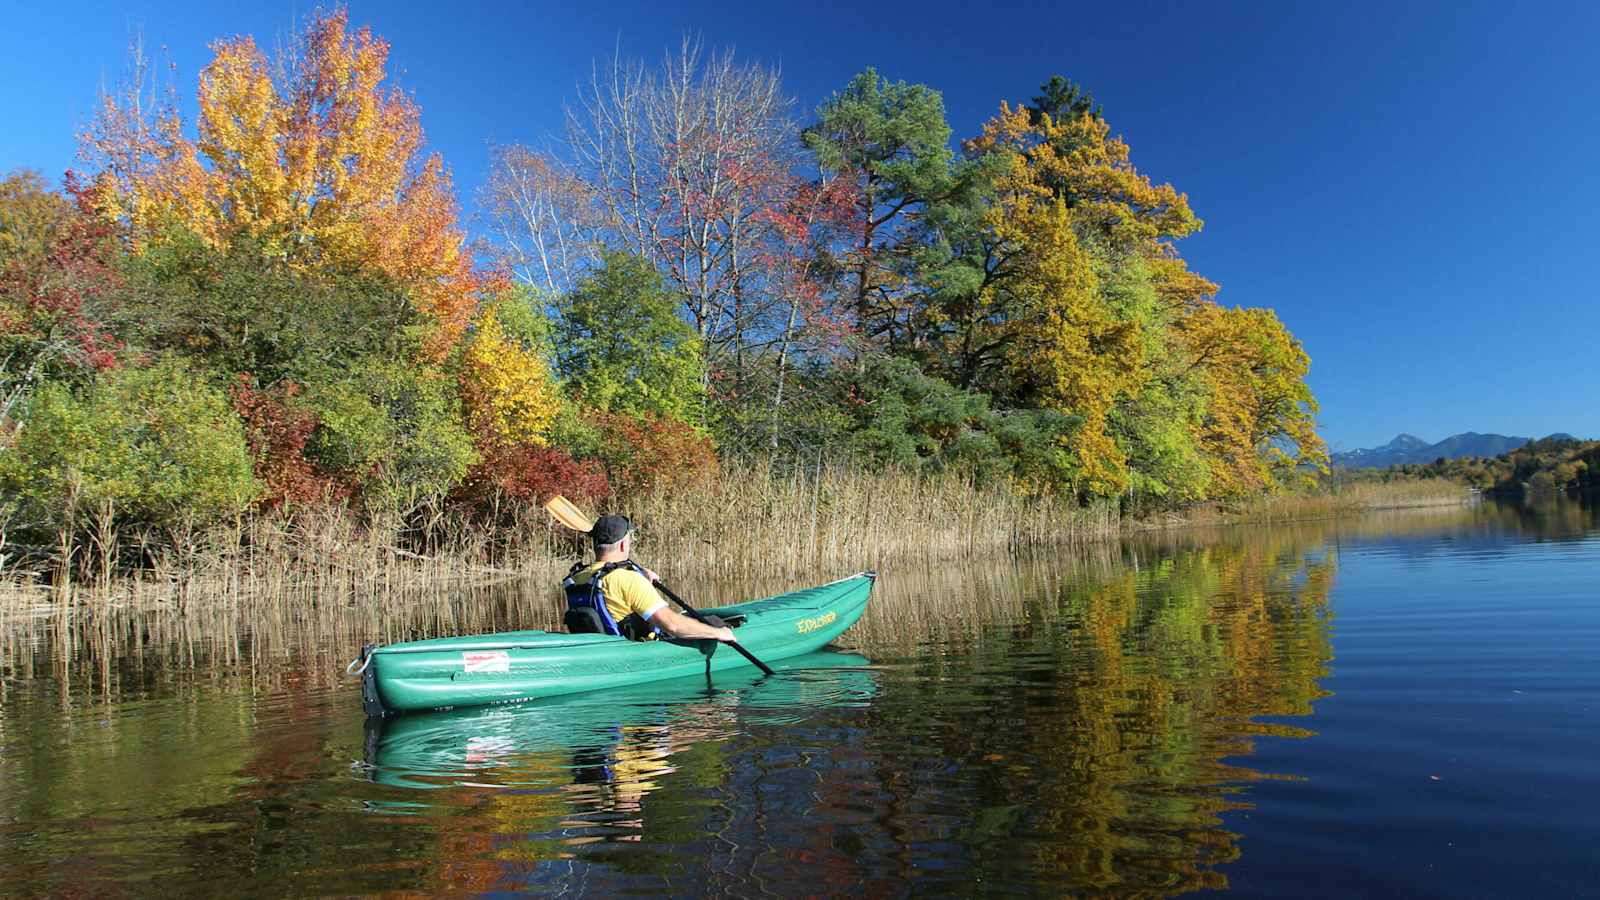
xmin=357 ymin=571 xmax=876 ymax=715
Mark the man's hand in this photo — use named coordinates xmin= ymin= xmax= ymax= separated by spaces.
xmin=641 ymin=566 xmax=660 ymax=583
xmin=714 ymin=626 xmax=737 ymax=643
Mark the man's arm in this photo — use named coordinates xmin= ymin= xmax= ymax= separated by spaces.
xmin=650 ymin=605 xmax=737 ymax=642
xmin=616 ymin=570 xmax=736 ymax=642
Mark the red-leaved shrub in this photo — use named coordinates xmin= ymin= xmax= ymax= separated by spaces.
xmin=458 ymin=443 xmax=610 ymax=510
xmin=231 ymin=377 xmax=346 ymax=509
xmin=0 ymin=171 xmax=122 ymax=378
xmin=592 ymin=410 xmax=718 ymax=496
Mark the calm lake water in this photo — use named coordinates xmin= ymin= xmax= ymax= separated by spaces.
xmin=2 ymin=499 xmax=1598 ymax=897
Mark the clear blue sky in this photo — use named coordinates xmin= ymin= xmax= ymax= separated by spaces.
xmin=4 ymin=0 xmax=1596 ymax=451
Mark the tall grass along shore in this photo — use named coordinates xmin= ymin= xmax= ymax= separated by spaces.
xmin=3 ymin=463 xmax=1118 ymax=620
xmin=1139 ymin=478 xmax=1471 ymax=529
xmin=1 ymin=465 xmax=1467 ymax=628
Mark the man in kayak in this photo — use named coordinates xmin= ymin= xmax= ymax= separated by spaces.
xmin=563 ymin=514 xmax=737 ymax=643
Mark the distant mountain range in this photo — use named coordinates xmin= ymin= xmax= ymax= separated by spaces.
xmin=1332 ymin=432 xmax=1579 ymax=469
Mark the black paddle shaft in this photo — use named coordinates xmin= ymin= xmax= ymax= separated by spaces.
xmin=650 ymin=578 xmax=776 ymax=676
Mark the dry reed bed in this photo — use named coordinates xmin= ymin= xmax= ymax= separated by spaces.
xmin=2 ymin=549 xmax=1128 ymax=708
xmin=2 ymin=577 xmax=563 ymax=708
xmin=0 ymin=469 xmax=1463 ymax=632
xmin=618 ymin=464 xmax=1119 ymax=579
xmin=1 ymin=466 xmax=1119 ymax=702
xmin=2 ymin=464 xmax=1117 ymax=622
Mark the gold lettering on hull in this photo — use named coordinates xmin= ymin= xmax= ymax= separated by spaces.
xmin=796 ymin=611 xmax=837 ymax=634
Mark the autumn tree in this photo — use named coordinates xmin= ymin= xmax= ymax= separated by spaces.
xmin=479 ymin=145 xmax=595 ymax=294
xmin=679 ymin=163 xmax=864 ymax=456
xmin=983 ymin=90 xmax=1202 ymax=252
xmin=915 ymin=82 xmax=1323 ymax=502
xmin=0 ymin=175 xmax=122 ymax=433
xmin=562 ymin=38 xmax=795 ymax=362
xmin=583 ymin=408 xmax=718 ymax=495
xmin=80 ymin=9 xmax=483 ymax=356
xmin=460 ymin=296 xmax=562 ymax=449
xmin=0 ymin=169 xmax=73 ymax=268
xmin=995 ymin=195 xmax=1142 ymax=494
xmin=923 ymin=98 xmax=1193 ymax=495
xmin=454 ymin=294 xmax=606 ymax=513
xmin=1100 ymin=257 xmax=1212 ymax=505
xmin=231 ymin=378 xmax=343 ymax=509
xmin=903 ymin=78 xmax=1172 ymax=398
xmin=488 ymin=46 xmax=889 ymax=460
xmin=1179 ymin=302 xmax=1327 ymax=495
xmin=67 ymin=10 xmax=516 ymax=516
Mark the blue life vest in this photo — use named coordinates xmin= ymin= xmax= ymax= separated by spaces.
xmin=562 ymin=560 xmax=659 ymax=639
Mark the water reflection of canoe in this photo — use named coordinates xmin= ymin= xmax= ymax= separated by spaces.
xmin=361 ymin=572 xmax=875 ymax=715
xmin=364 ymin=650 xmax=877 ymax=789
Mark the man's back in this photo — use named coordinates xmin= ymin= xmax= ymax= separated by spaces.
xmin=570 ymin=561 xmax=667 ymax=629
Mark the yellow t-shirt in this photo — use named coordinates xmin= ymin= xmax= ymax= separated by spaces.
xmin=573 ymin=562 xmax=668 ymax=627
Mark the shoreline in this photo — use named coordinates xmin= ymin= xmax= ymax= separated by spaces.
xmin=1137 ymin=485 xmax=1475 ymax=531
xmin=0 ymin=473 xmax=1471 ymax=621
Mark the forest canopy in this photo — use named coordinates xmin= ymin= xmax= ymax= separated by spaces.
xmin=0 ymin=11 xmax=1327 ymax=550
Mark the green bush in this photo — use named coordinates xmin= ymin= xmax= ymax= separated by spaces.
xmin=121 ymin=229 xmax=424 ymax=388
xmin=553 ymin=252 xmax=707 ymax=427
xmin=844 ymin=356 xmax=1081 ymax=492
xmin=0 ymin=358 xmax=257 ymax=531
xmin=304 ymin=357 xmax=478 ymax=507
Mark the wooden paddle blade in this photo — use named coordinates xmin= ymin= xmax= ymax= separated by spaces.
xmin=543 ymin=495 xmax=594 ymax=533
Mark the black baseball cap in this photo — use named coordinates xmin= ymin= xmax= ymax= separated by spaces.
xmin=589 ymin=514 xmax=633 ymax=545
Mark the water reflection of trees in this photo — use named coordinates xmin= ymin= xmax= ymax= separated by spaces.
xmin=817 ymin=527 xmax=1338 ymax=895
xmin=1474 ymin=495 xmax=1595 ymax=541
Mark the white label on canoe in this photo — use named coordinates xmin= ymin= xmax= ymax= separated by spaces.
xmin=462 ymin=650 xmax=510 ymax=673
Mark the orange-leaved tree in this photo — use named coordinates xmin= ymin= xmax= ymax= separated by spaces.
xmin=80 ymin=10 xmax=480 ymax=356
xmin=589 ymin=409 xmax=718 ymax=496
xmin=230 ymin=377 xmax=347 ymax=509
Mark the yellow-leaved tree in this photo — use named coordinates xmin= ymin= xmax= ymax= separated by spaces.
xmin=954 ymin=98 xmax=1325 ymax=499
xmin=460 ymin=306 xmax=561 ymax=448
xmin=960 ymin=102 xmax=1204 ymax=494
xmin=993 ymin=192 xmax=1142 ymax=494
xmin=80 ymin=9 xmax=480 ymax=355
xmin=1180 ymin=302 xmax=1328 ymax=495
